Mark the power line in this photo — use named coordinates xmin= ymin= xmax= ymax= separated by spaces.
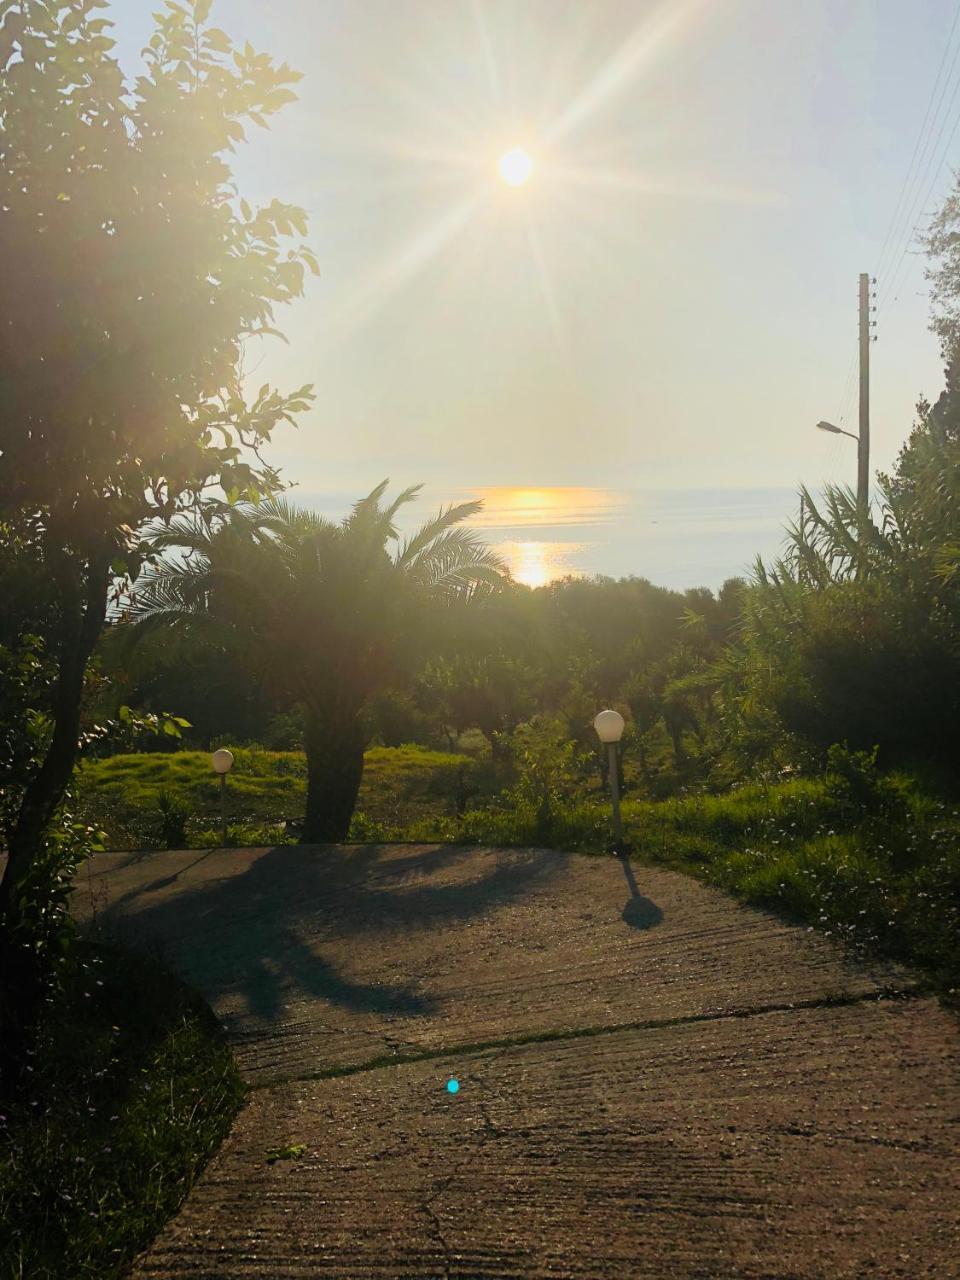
xmin=881 ymin=105 xmax=960 ymax=309
xmin=874 ymin=3 xmax=960 ymax=285
xmin=835 ymin=348 xmax=858 ymax=428
xmin=878 ymin=7 xmax=960 ymax=310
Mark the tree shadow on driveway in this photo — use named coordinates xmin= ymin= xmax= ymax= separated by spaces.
xmin=89 ymin=843 xmax=570 ymax=1024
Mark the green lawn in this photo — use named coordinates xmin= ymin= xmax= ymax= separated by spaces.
xmin=76 ymin=745 xmax=475 ymax=849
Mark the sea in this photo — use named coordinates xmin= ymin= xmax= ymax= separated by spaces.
xmin=292 ymin=486 xmax=803 ymax=592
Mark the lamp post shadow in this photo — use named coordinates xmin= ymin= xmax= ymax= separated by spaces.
xmin=618 ymin=855 xmax=663 ymax=931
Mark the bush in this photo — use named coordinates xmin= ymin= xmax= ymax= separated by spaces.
xmin=824 ymin=743 xmax=908 ymax=823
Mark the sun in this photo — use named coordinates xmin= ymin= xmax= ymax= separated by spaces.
xmin=498 ymin=147 xmax=533 ymax=186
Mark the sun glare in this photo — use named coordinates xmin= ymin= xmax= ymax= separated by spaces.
xmin=319 ymin=3 xmax=713 ymax=341
xmin=498 ymin=147 xmax=533 ymax=186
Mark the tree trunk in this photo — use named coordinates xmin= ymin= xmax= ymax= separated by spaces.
xmin=301 ymin=707 xmax=366 ymax=843
xmin=0 ymin=549 xmax=109 ymax=1076
xmin=663 ymin=712 xmax=687 ymax=765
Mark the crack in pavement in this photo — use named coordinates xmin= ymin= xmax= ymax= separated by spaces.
xmin=248 ymin=983 xmax=926 ymax=1092
xmin=414 ymin=1043 xmax=511 ymax=1280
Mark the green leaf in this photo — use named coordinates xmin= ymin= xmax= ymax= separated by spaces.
xmin=204 ymin=27 xmax=231 ymax=53
xmin=194 ymin=0 xmax=213 ymax=24
xmin=265 ymin=1143 xmax=306 ymax=1163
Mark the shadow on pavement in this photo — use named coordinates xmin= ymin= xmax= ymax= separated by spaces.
xmin=90 ymin=843 xmax=570 ymax=1023
xmin=619 ymin=856 xmax=664 ymax=931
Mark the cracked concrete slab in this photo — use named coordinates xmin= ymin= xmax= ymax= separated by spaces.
xmin=71 ymin=844 xmax=959 ymax=1277
xmin=131 ymin=998 xmax=959 ymax=1278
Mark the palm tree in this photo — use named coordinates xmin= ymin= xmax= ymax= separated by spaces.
xmin=128 ymin=482 xmax=505 ymax=841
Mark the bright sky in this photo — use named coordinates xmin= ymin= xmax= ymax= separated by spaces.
xmin=109 ymin=0 xmax=956 ymax=583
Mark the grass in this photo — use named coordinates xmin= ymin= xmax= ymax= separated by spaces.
xmin=0 ymin=939 xmax=244 ymax=1280
xmin=77 ymin=745 xmax=475 ymax=850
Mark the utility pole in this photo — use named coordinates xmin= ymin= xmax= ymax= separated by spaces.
xmin=857 ymin=272 xmax=871 ymax=522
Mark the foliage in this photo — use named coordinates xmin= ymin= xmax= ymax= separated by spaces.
xmin=80 ymin=705 xmax=191 ymax=759
xmin=0 ymin=806 xmax=104 ymax=1029
xmin=0 ymin=635 xmax=53 ymax=843
xmin=492 ymin=723 xmax=593 ymax=847
xmin=265 ymin=1143 xmax=306 ymax=1164
xmin=193 ymin=820 xmax=291 ymax=849
xmin=729 ymin=382 xmax=960 ymax=769
xmin=822 ymin=743 xmax=908 ymax=823
xmin=0 ymin=597 xmax=105 ymax=1027
xmin=0 ymin=0 xmax=317 ymax=533
xmin=0 ymin=939 xmax=243 ymax=1280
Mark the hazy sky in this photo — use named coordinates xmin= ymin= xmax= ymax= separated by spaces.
xmin=109 ymin=0 xmax=957 ymax=582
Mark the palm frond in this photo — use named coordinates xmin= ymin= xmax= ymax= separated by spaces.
xmin=380 ymin=483 xmax=424 ymax=530
xmin=347 ymin=481 xmax=422 ymax=556
xmin=253 ymin=495 xmax=333 ymax=539
xmin=405 ymin=525 xmax=506 ymax=601
xmin=396 ymin=499 xmax=485 ymax=567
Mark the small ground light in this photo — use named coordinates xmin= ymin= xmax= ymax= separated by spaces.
xmin=446 ymin=1078 xmax=460 ymax=1094
xmin=211 ymin=748 xmax=234 ymax=844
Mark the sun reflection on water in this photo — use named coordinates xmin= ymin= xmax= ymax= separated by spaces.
xmin=495 ymin=539 xmax=589 ymax=588
xmin=454 ymin=486 xmax=622 ymax=587
xmin=466 ymin=486 xmax=623 ymax=530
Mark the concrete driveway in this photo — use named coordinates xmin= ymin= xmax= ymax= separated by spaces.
xmin=74 ymin=844 xmax=960 ymax=1278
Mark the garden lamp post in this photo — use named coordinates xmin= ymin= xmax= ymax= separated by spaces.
xmin=211 ymin=748 xmax=234 ymax=844
xmin=593 ymin=710 xmax=625 ymax=853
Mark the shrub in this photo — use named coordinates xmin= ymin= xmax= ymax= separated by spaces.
xmin=154 ymin=791 xmax=189 ymax=850
xmin=193 ymin=822 xmax=291 ymax=849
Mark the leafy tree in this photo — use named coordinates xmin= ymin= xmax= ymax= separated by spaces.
xmin=127 ymin=485 xmax=505 ymax=840
xmin=425 ymin=654 xmax=538 ymax=759
xmin=735 ymin=379 xmax=960 ymax=767
xmin=0 ymin=0 xmax=315 ymax=1048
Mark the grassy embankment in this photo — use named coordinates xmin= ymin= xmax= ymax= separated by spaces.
xmin=0 ymin=940 xmax=243 ymax=1280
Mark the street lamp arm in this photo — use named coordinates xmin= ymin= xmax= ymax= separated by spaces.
xmin=815 ymin=420 xmax=859 ymax=443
